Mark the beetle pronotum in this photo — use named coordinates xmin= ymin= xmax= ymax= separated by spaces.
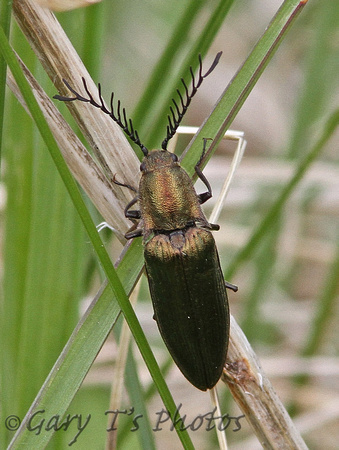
xmin=54 ymin=52 xmax=239 ymax=391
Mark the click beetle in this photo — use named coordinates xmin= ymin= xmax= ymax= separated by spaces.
xmin=54 ymin=52 xmax=237 ymax=391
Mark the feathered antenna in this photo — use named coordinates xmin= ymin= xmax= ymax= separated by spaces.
xmin=54 ymin=52 xmax=222 ymax=155
xmin=161 ymin=51 xmax=222 ymax=150
xmin=54 ymin=78 xmax=148 ymax=156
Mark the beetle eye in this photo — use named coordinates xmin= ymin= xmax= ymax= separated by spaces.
xmin=140 ymin=161 xmax=146 ymax=171
xmin=171 ymin=153 xmax=178 ymax=162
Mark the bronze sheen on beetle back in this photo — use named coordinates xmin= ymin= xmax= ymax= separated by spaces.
xmin=54 ymin=52 xmax=237 ymax=391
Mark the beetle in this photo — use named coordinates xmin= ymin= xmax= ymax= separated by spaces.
xmin=54 ymin=52 xmax=237 ymax=390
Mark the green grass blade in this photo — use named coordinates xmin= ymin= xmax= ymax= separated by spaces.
xmin=1 ymin=73 xmax=36 ymax=450
xmin=121 ymin=346 xmax=157 ymax=449
xmin=181 ymin=0 xmax=310 ymax=176
xmin=8 ymin=241 xmax=142 ymax=449
xmin=0 ymin=0 xmax=12 ymax=165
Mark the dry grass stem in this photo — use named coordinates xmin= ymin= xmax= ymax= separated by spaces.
xmin=222 ymin=316 xmax=308 ymax=449
xmin=13 ymin=0 xmax=140 ymax=195
xmin=7 ymin=61 xmax=129 ymax=239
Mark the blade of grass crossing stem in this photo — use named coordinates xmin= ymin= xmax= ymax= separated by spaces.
xmin=180 ymin=0 xmax=310 ymax=178
xmin=0 ymin=29 xmax=194 ymax=450
xmin=226 ymin=108 xmax=339 ymax=280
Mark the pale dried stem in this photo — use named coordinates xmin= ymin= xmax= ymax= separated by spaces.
xmin=13 ymin=0 xmax=140 ymax=222
xmin=222 ymin=316 xmax=308 ymax=449
xmin=7 ymin=61 xmax=128 ymax=241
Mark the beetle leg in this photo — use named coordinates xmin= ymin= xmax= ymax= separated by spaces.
xmin=175 ymin=127 xmax=246 ymax=218
xmin=196 ymin=138 xmax=213 ymax=205
xmin=112 ymin=174 xmax=138 ymax=193
xmin=225 ymin=281 xmax=238 ymax=292
xmin=113 ymin=175 xmax=140 ymax=218
xmin=125 ymin=227 xmax=143 ymax=239
xmin=124 ymin=195 xmax=141 ymax=220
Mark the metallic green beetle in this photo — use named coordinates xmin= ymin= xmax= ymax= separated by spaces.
xmin=55 ymin=52 xmax=237 ymax=390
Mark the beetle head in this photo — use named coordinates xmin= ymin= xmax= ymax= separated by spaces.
xmin=140 ymin=149 xmax=178 ymax=173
